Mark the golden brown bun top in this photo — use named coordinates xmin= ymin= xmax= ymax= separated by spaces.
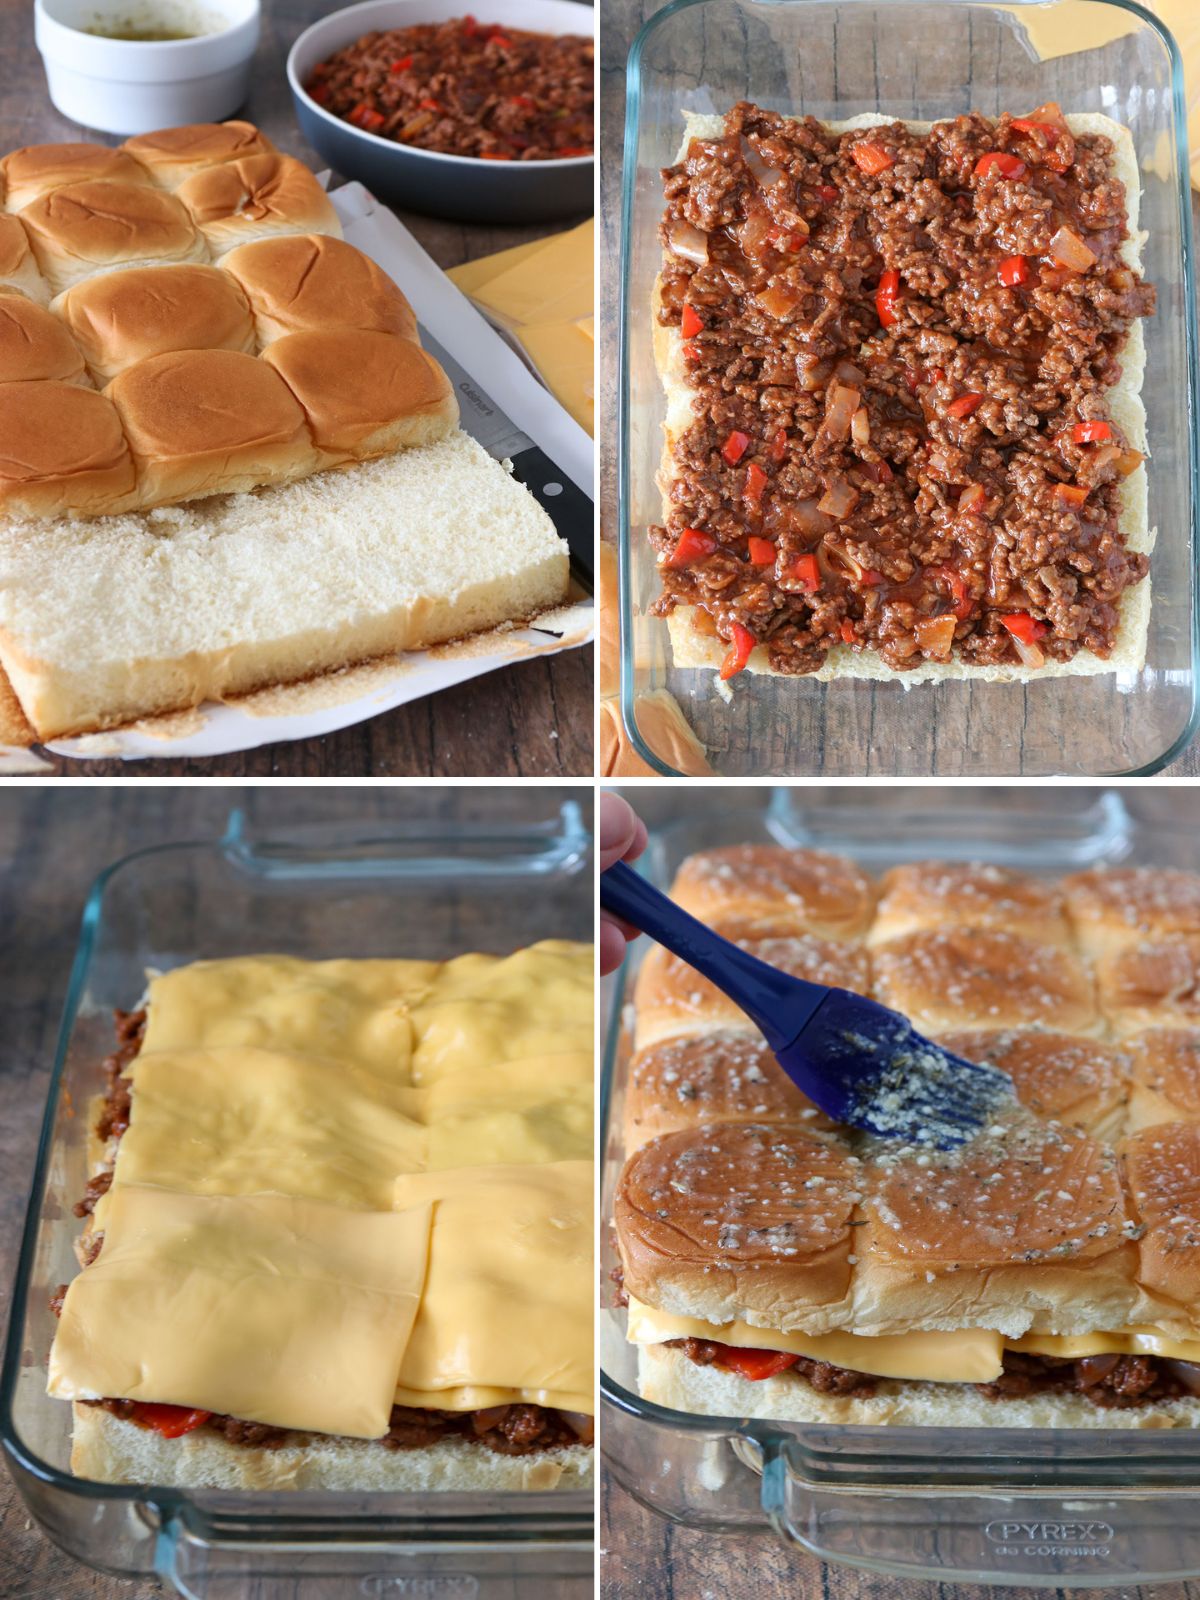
xmin=0 ymin=293 xmax=86 ymax=382
xmin=262 ymin=330 xmax=451 ymax=423
xmin=58 ymin=265 xmax=254 ymax=376
xmin=1122 ymin=1122 xmax=1200 ymax=1306
xmin=636 ymin=922 xmax=870 ymax=1015
xmin=0 ymin=215 xmax=34 ymax=277
xmin=1065 ymin=867 xmax=1200 ymax=948
xmin=616 ymin=1121 xmax=859 ymax=1287
xmin=121 ymin=120 xmax=275 ymax=186
xmin=671 ymin=845 xmax=875 ymax=940
xmin=1099 ymin=936 xmax=1200 ymax=1030
xmin=20 ymin=181 xmax=197 ymax=261
xmin=939 ymin=1029 xmax=1130 ymax=1127
xmin=873 ymin=926 xmax=1097 ymax=1032
xmin=866 ymin=1119 xmax=1125 ymax=1268
xmin=1129 ymin=1029 xmax=1200 ymax=1115
xmin=0 ymin=381 xmax=129 ymax=480
xmin=871 ymin=861 xmax=1070 ymax=946
xmin=106 ymin=348 xmax=307 ymax=456
xmin=221 ymin=233 xmax=418 ymax=342
xmin=176 ymin=154 xmax=336 ymax=233
xmin=1 ymin=143 xmax=152 ymax=212
xmin=629 ymin=1030 xmax=833 ymax=1131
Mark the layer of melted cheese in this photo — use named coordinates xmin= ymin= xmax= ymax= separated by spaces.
xmin=628 ymin=1300 xmax=1200 ymax=1380
xmin=53 ymin=946 xmax=595 ymax=1436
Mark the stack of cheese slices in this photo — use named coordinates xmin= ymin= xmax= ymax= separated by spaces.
xmin=50 ymin=945 xmax=593 ymax=1490
xmin=0 ymin=121 xmax=569 ymax=741
xmin=616 ymin=849 xmax=1200 ymax=1428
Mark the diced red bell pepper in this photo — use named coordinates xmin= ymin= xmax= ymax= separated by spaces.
xmin=864 ymin=459 xmax=893 ymax=483
xmin=480 ymin=152 xmax=514 ymax=160
xmin=680 ymin=303 xmax=704 ymax=339
xmin=946 ymin=392 xmax=984 ymax=420
xmin=744 ymin=462 xmax=769 ymax=504
xmin=489 ymin=31 xmax=513 ymax=46
xmin=308 ymin=82 xmax=330 ymax=104
xmin=720 ymin=622 xmax=756 ymax=680
xmin=839 ymin=620 xmax=856 ymax=644
xmin=419 ymin=98 xmax=443 ymax=112
xmin=1073 ymin=420 xmax=1113 ymax=444
xmin=851 ymin=142 xmax=894 ymax=176
xmin=998 ymin=254 xmax=1029 ymax=287
xmin=721 ymin=430 xmax=751 ymax=466
xmin=1053 ymin=481 xmax=1090 ymax=507
xmin=390 ymin=54 xmax=414 ymax=71
xmin=667 ymin=527 xmax=717 ymax=567
xmin=720 ymin=1346 xmax=801 ymax=1381
xmin=1000 ymin=612 xmax=1049 ymax=644
xmin=1011 ymin=117 xmax=1072 ymax=169
xmin=350 ymin=104 xmax=386 ymax=131
xmin=1012 ymin=117 xmax=1061 ymax=143
xmin=875 ymin=267 xmax=901 ymax=329
xmin=681 ymin=339 xmax=701 ymax=361
xmin=928 ymin=563 xmax=973 ymax=620
xmin=462 ymin=13 xmax=479 ymax=34
xmin=747 ymin=535 xmax=775 ymax=565
xmin=791 ymin=553 xmax=820 ymax=592
xmin=509 ymin=93 xmax=536 ymax=108
xmin=770 ymin=428 xmax=788 ymax=463
xmin=128 ymin=1403 xmax=212 ymax=1439
xmin=768 ymin=226 xmax=806 ymax=253
xmin=974 ymin=152 xmax=1026 ymax=181
xmin=816 ymin=183 xmax=840 ymax=202
xmin=858 ymin=568 xmax=884 ymax=586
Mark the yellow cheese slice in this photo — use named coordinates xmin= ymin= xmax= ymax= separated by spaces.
xmin=421 ymin=1052 xmax=592 ymax=1168
xmin=50 ymin=1185 xmax=432 ymax=1438
xmin=517 ymin=320 xmax=594 ymax=437
xmin=142 ymin=956 xmax=437 ymax=1080
xmin=1015 ymin=1328 xmax=1200 ymax=1362
xmin=626 ymin=1299 xmax=1005 ymax=1383
xmin=575 ymin=315 xmax=594 ymax=342
xmin=117 ymin=1047 xmax=428 ymax=1209
xmin=392 ymin=1161 xmax=593 ymax=1413
xmin=469 ymin=219 xmax=593 ymax=330
xmin=446 ymin=236 xmax=549 ymax=297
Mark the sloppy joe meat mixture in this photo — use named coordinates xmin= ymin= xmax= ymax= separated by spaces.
xmin=653 ymin=101 xmax=1155 ymax=678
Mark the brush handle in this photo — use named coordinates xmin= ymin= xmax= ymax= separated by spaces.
xmin=600 ymin=862 xmax=829 ymax=1053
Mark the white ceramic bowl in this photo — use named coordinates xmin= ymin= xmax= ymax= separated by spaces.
xmin=35 ymin=0 xmax=260 ymax=136
xmin=288 ymin=0 xmax=593 ymax=223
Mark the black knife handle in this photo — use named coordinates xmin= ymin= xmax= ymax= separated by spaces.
xmin=509 ymin=446 xmax=593 ymax=590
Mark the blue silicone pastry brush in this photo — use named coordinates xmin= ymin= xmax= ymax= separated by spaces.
xmin=601 ymin=861 xmax=1016 ymax=1149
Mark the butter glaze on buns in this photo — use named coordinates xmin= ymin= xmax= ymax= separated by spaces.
xmin=0 ymin=217 xmax=49 ymax=303
xmin=106 ymin=348 xmax=316 ymax=506
xmin=1066 ymin=867 xmax=1200 ymax=960
xmin=121 ymin=121 xmax=276 ymax=188
xmin=1 ymin=144 xmax=153 ymax=213
xmin=20 ymin=181 xmax=206 ymax=295
xmin=670 ymin=846 xmax=875 ymax=940
xmin=1123 ymin=1122 xmax=1200 ymax=1309
xmin=57 ymin=265 xmax=256 ymax=385
xmin=0 ymin=294 xmax=89 ymax=385
xmin=1099 ymin=937 xmax=1200 ymax=1037
xmin=939 ymin=1029 xmax=1130 ymax=1141
xmin=869 ymin=862 xmax=1070 ymax=948
xmin=221 ymin=235 xmax=418 ymax=346
xmin=0 ymin=381 xmax=134 ymax=516
xmin=1128 ymin=1030 xmax=1200 ymax=1131
xmin=262 ymin=332 xmax=457 ymax=460
xmin=872 ymin=926 xmax=1099 ymax=1036
xmin=176 ymin=155 xmax=342 ymax=257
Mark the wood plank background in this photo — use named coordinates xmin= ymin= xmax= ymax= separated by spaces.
xmin=0 ymin=785 xmax=590 ymax=1599
xmin=601 ymin=783 xmax=1200 ymax=1598
xmin=0 ymin=0 xmax=593 ymax=778
xmin=599 ymin=0 xmax=1200 ymax=777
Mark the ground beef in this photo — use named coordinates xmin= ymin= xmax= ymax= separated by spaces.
xmin=73 ymin=1169 xmax=112 ymax=1219
xmin=668 ymin=1338 xmax=877 ymax=1396
xmin=95 ymin=1008 xmax=144 ymax=1143
xmin=652 ymin=102 xmax=1155 ymax=675
xmin=305 ymin=17 xmax=592 ymax=161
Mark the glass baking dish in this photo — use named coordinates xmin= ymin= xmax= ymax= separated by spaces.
xmin=1 ymin=800 xmax=595 ymax=1599
xmin=617 ymin=0 xmax=1200 ymax=777
xmin=600 ymin=786 xmax=1200 ymax=1585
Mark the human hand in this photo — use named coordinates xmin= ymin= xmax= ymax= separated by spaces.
xmin=599 ymin=792 xmax=648 ymax=976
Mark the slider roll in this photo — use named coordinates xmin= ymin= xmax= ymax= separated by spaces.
xmin=1128 ymin=1029 xmax=1200 ymax=1131
xmin=0 ymin=381 xmax=135 ymax=517
xmin=870 ymin=862 xmax=1071 ymax=948
xmin=0 ymin=295 xmax=90 ymax=385
xmin=121 ymin=121 xmax=277 ymax=188
xmin=938 ymin=1030 xmax=1130 ymax=1141
xmin=20 ymin=181 xmax=207 ymax=296
xmin=221 ymin=235 xmax=420 ymax=347
xmin=0 ymin=143 xmax=154 ymax=212
xmin=0 ymin=215 xmax=50 ymax=303
xmin=669 ymin=846 xmax=875 ymax=940
xmin=176 ymin=155 xmax=343 ymax=258
xmin=1065 ymin=868 xmax=1200 ymax=960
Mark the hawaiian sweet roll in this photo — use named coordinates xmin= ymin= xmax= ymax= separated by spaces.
xmin=938 ymin=1030 xmax=1130 ymax=1142
xmin=1099 ymin=937 xmax=1200 ymax=1037
xmin=633 ymin=926 xmax=870 ymax=1050
xmin=624 ymin=1031 xmax=834 ymax=1151
xmin=176 ymin=155 xmax=342 ymax=257
xmin=106 ymin=348 xmax=318 ymax=506
xmin=614 ymin=1120 xmax=862 ymax=1330
xmin=669 ymin=846 xmax=875 ymax=940
xmin=57 ymin=265 xmax=256 ymax=385
xmin=1065 ymin=868 xmax=1200 ymax=961
xmin=222 ymin=235 xmax=419 ymax=346
xmin=0 ymin=294 xmax=89 ymax=385
xmin=1122 ymin=1122 xmax=1200 ymax=1326
xmin=0 ymin=381 xmax=134 ymax=517
xmin=19 ymin=181 xmax=207 ymax=295
xmin=1127 ymin=1030 xmax=1200 ymax=1131
xmin=871 ymin=926 xmax=1099 ymax=1036
xmin=869 ymin=862 xmax=1071 ymax=948
xmin=121 ymin=120 xmax=276 ymax=188
xmin=0 ymin=216 xmax=49 ymax=303
xmin=262 ymin=332 xmax=456 ymax=462
xmin=0 ymin=143 xmax=154 ymax=213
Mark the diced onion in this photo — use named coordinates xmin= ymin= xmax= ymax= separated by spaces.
xmin=958 ymin=482 xmax=986 ymax=512
xmin=850 ymin=406 xmax=870 ymax=448
xmin=818 ymin=473 xmax=859 ymax=518
xmin=1009 ymin=633 xmax=1046 ymax=669
xmin=823 ymin=384 xmax=861 ymax=441
xmin=1076 ymin=1354 xmax=1121 ymax=1388
xmin=668 ymin=221 xmax=709 ymax=265
xmin=765 ymin=495 xmax=832 ymax=539
xmin=797 ymin=354 xmax=833 ymax=391
xmin=562 ymin=1411 xmax=595 ymax=1442
xmin=833 ymin=359 xmax=865 ymax=386
xmin=471 ymin=1407 xmax=512 ymax=1431
xmin=740 ymin=134 xmax=784 ymax=189
xmin=1115 ymin=448 xmax=1145 ymax=477
xmin=1049 ymin=225 xmax=1097 ymax=272
xmin=1165 ymin=1360 xmax=1200 ymax=1396
xmin=757 ymin=281 xmax=802 ymax=320
xmin=739 ymin=211 xmax=774 ymax=258
xmin=914 ymin=615 xmax=956 ymax=659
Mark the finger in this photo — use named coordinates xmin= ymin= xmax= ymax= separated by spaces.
xmin=599 ymin=919 xmax=631 ymax=977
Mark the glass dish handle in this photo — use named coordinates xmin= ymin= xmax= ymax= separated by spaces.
xmin=218 ymin=803 xmax=590 ymax=880
xmin=760 ymin=1443 xmax=1200 ymax=1587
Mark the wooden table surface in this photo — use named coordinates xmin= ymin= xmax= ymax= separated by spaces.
xmin=0 ymin=784 xmax=590 ymax=1599
xmin=0 ymin=0 xmax=593 ymax=778
xmin=600 ymin=783 xmax=1200 ymax=1599
xmin=598 ymin=2 xmax=1200 ymax=778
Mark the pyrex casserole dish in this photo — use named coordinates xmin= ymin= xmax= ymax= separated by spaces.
xmin=600 ymin=787 xmax=1200 ymax=1585
xmin=617 ymin=0 xmax=1200 ymax=777
xmin=2 ymin=803 xmax=594 ymax=1599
